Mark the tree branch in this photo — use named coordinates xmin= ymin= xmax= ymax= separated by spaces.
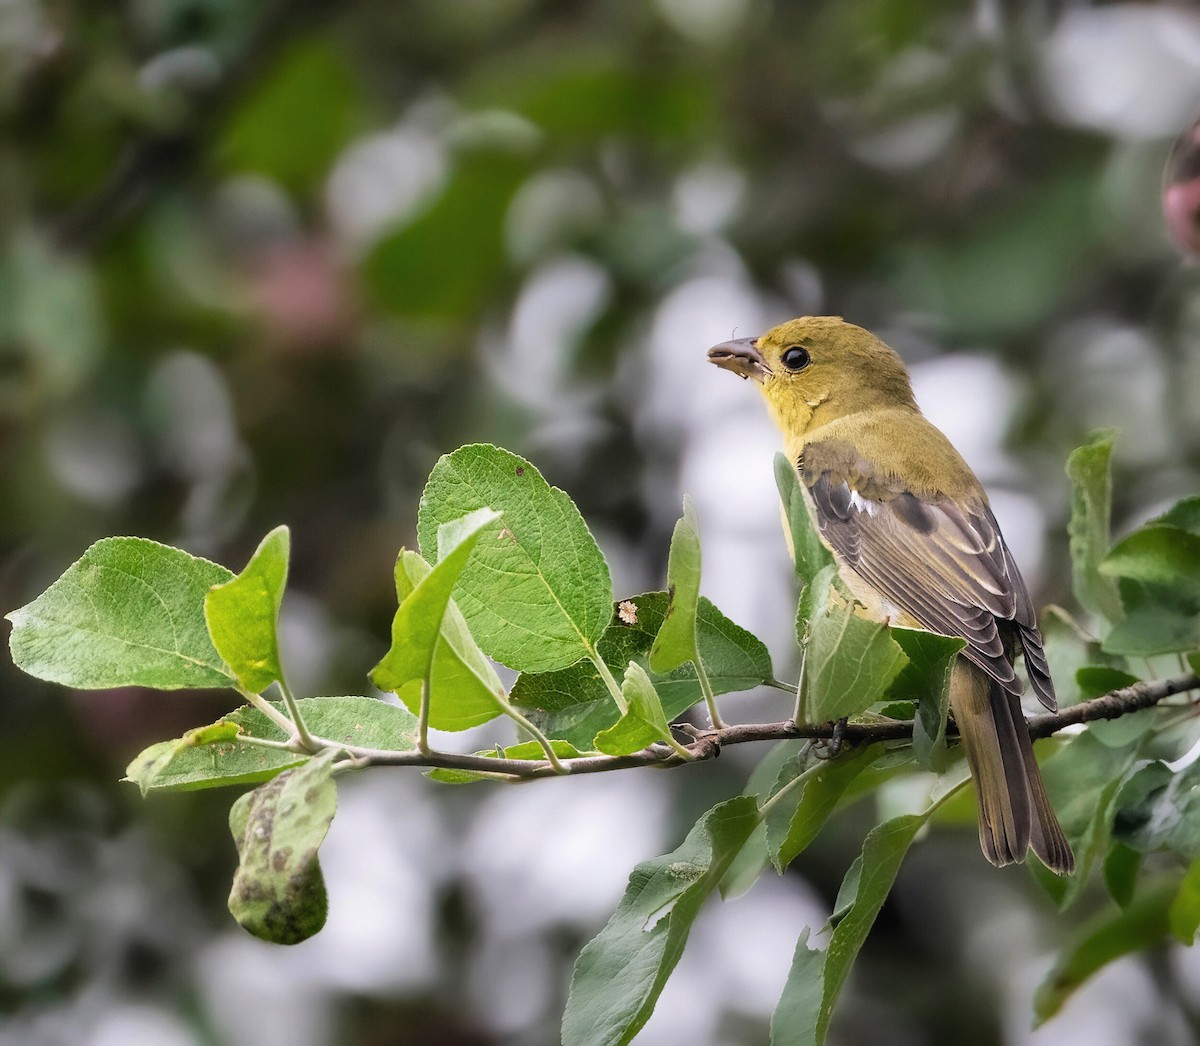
xmin=324 ymin=671 xmax=1200 ymax=781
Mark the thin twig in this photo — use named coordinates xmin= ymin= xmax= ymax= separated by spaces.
xmin=310 ymin=671 xmax=1200 ymax=780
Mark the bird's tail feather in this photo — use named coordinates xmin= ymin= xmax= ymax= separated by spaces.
xmin=949 ymin=660 xmax=1074 ymax=875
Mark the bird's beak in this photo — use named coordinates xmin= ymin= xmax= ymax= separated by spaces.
xmin=707 ymin=337 xmax=771 ymax=383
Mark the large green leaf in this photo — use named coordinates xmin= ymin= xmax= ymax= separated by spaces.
xmin=205 ymin=526 xmax=289 ymax=694
xmin=770 ymin=813 xmax=931 ymax=1045
xmin=774 ymin=452 xmax=834 ymax=586
xmin=7 ymin=537 xmax=234 ymax=689
xmin=227 ymin=751 xmax=339 ymax=945
xmin=125 ymin=697 xmax=418 ymax=794
xmin=371 ymin=509 xmax=504 ymax=728
xmin=512 ymin=592 xmax=773 ymax=747
xmin=562 ymin=796 xmax=759 ymax=1046
xmin=648 ymin=496 xmax=703 ymax=674
xmin=804 ymin=576 xmax=909 ymax=723
xmin=417 ymin=444 xmax=612 ymax=672
xmin=1065 ymin=431 xmax=1123 ymax=625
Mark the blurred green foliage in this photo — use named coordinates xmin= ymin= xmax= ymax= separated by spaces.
xmin=4 ymin=0 xmax=1200 ymax=1043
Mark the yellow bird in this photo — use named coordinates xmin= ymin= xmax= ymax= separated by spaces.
xmin=709 ymin=316 xmax=1074 ymax=874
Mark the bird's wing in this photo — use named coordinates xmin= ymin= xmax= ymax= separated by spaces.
xmin=800 ymin=438 xmax=1056 ymax=710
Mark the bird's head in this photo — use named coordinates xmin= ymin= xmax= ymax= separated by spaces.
xmin=707 ymin=316 xmax=917 ymax=435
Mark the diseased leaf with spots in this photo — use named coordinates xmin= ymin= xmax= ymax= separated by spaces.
xmin=205 ymin=526 xmax=290 ymax=694
xmin=7 ymin=537 xmax=234 ymax=689
xmin=227 ymin=750 xmax=338 ymax=945
xmin=417 ymin=444 xmax=612 ymax=672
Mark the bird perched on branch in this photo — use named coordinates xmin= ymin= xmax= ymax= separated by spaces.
xmin=708 ymin=316 xmax=1074 ymax=874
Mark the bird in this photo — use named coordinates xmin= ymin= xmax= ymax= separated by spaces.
xmin=708 ymin=316 xmax=1074 ymax=874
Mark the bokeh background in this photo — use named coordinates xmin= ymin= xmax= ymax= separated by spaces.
xmin=4 ymin=1 xmax=1200 ymax=1043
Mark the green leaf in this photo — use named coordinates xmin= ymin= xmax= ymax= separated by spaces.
xmin=371 ymin=509 xmax=504 ymax=728
xmin=720 ymin=741 xmax=807 ymax=900
xmin=1097 ymin=522 xmax=1200 ymax=654
xmin=125 ymin=721 xmax=242 ymax=797
xmin=770 ymin=813 xmax=931 ymax=1045
xmin=363 ymin=151 xmax=529 ymax=318
xmin=427 ymin=740 xmax=588 ymax=784
xmin=648 ymin=496 xmax=702 ymax=673
xmin=562 ymin=796 xmax=759 ymax=1046
xmin=1169 ymin=858 xmax=1200 ymax=944
xmin=126 ymin=697 xmax=417 ymax=793
xmin=1040 ymin=732 xmax=1138 ymax=908
xmin=766 ymin=745 xmax=881 ymax=873
xmin=804 ymin=578 xmax=909 ymax=722
xmin=774 ymin=453 xmax=833 ymax=586
xmin=7 ymin=537 xmax=234 ymax=689
xmin=218 ymin=39 xmax=363 ymax=196
xmin=1112 ymin=759 xmax=1200 ymax=858
xmin=1156 ymin=496 xmax=1200 ymax=535
xmin=593 ymin=663 xmax=675 ymax=756
xmin=417 ymin=445 xmax=612 ymax=673
xmin=205 ymin=526 xmax=289 ymax=694
xmin=512 ymin=593 xmax=772 ymax=748
xmin=888 ymin=628 xmax=964 ymax=771
xmin=1065 ymin=431 xmax=1123 ymax=625
xmin=1033 ymin=880 xmax=1174 ymax=1025
xmin=386 ymin=550 xmax=508 ymax=731
xmin=1102 ymin=842 xmax=1143 ymax=909
xmin=227 ymin=750 xmax=339 ymax=945
xmin=1101 ymin=525 xmax=1200 ymax=588
xmin=1102 ymin=576 xmax=1200 ymax=656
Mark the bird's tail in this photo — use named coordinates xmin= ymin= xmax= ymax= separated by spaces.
xmin=949 ymin=659 xmax=1074 ymax=875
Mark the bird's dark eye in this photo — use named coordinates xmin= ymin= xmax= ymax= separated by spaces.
xmin=781 ymin=346 xmax=811 ymax=371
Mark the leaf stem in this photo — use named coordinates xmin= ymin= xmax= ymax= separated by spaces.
xmin=590 ymin=648 xmax=628 ymax=715
xmin=767 ymin=678 xmax=799 ymax=694
xmin=500 ymin=703 xmax=568 ymax=773
xmin=417 ymin=676 xmax=432 ymax=755
xmin=792 ymin=648 xmax=808 ymax=725
xmin=241 ymin=689 xmax=295 ymax=736
xmin=277 ymin=679 xmax=319 ymax=753
xmin=694 ymin=654 xmax=726 ymax=730
xmin=233 ymin=733 xmax=297 ymax=752
xmin=758 ymin=744 xmax=819 ymax=818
